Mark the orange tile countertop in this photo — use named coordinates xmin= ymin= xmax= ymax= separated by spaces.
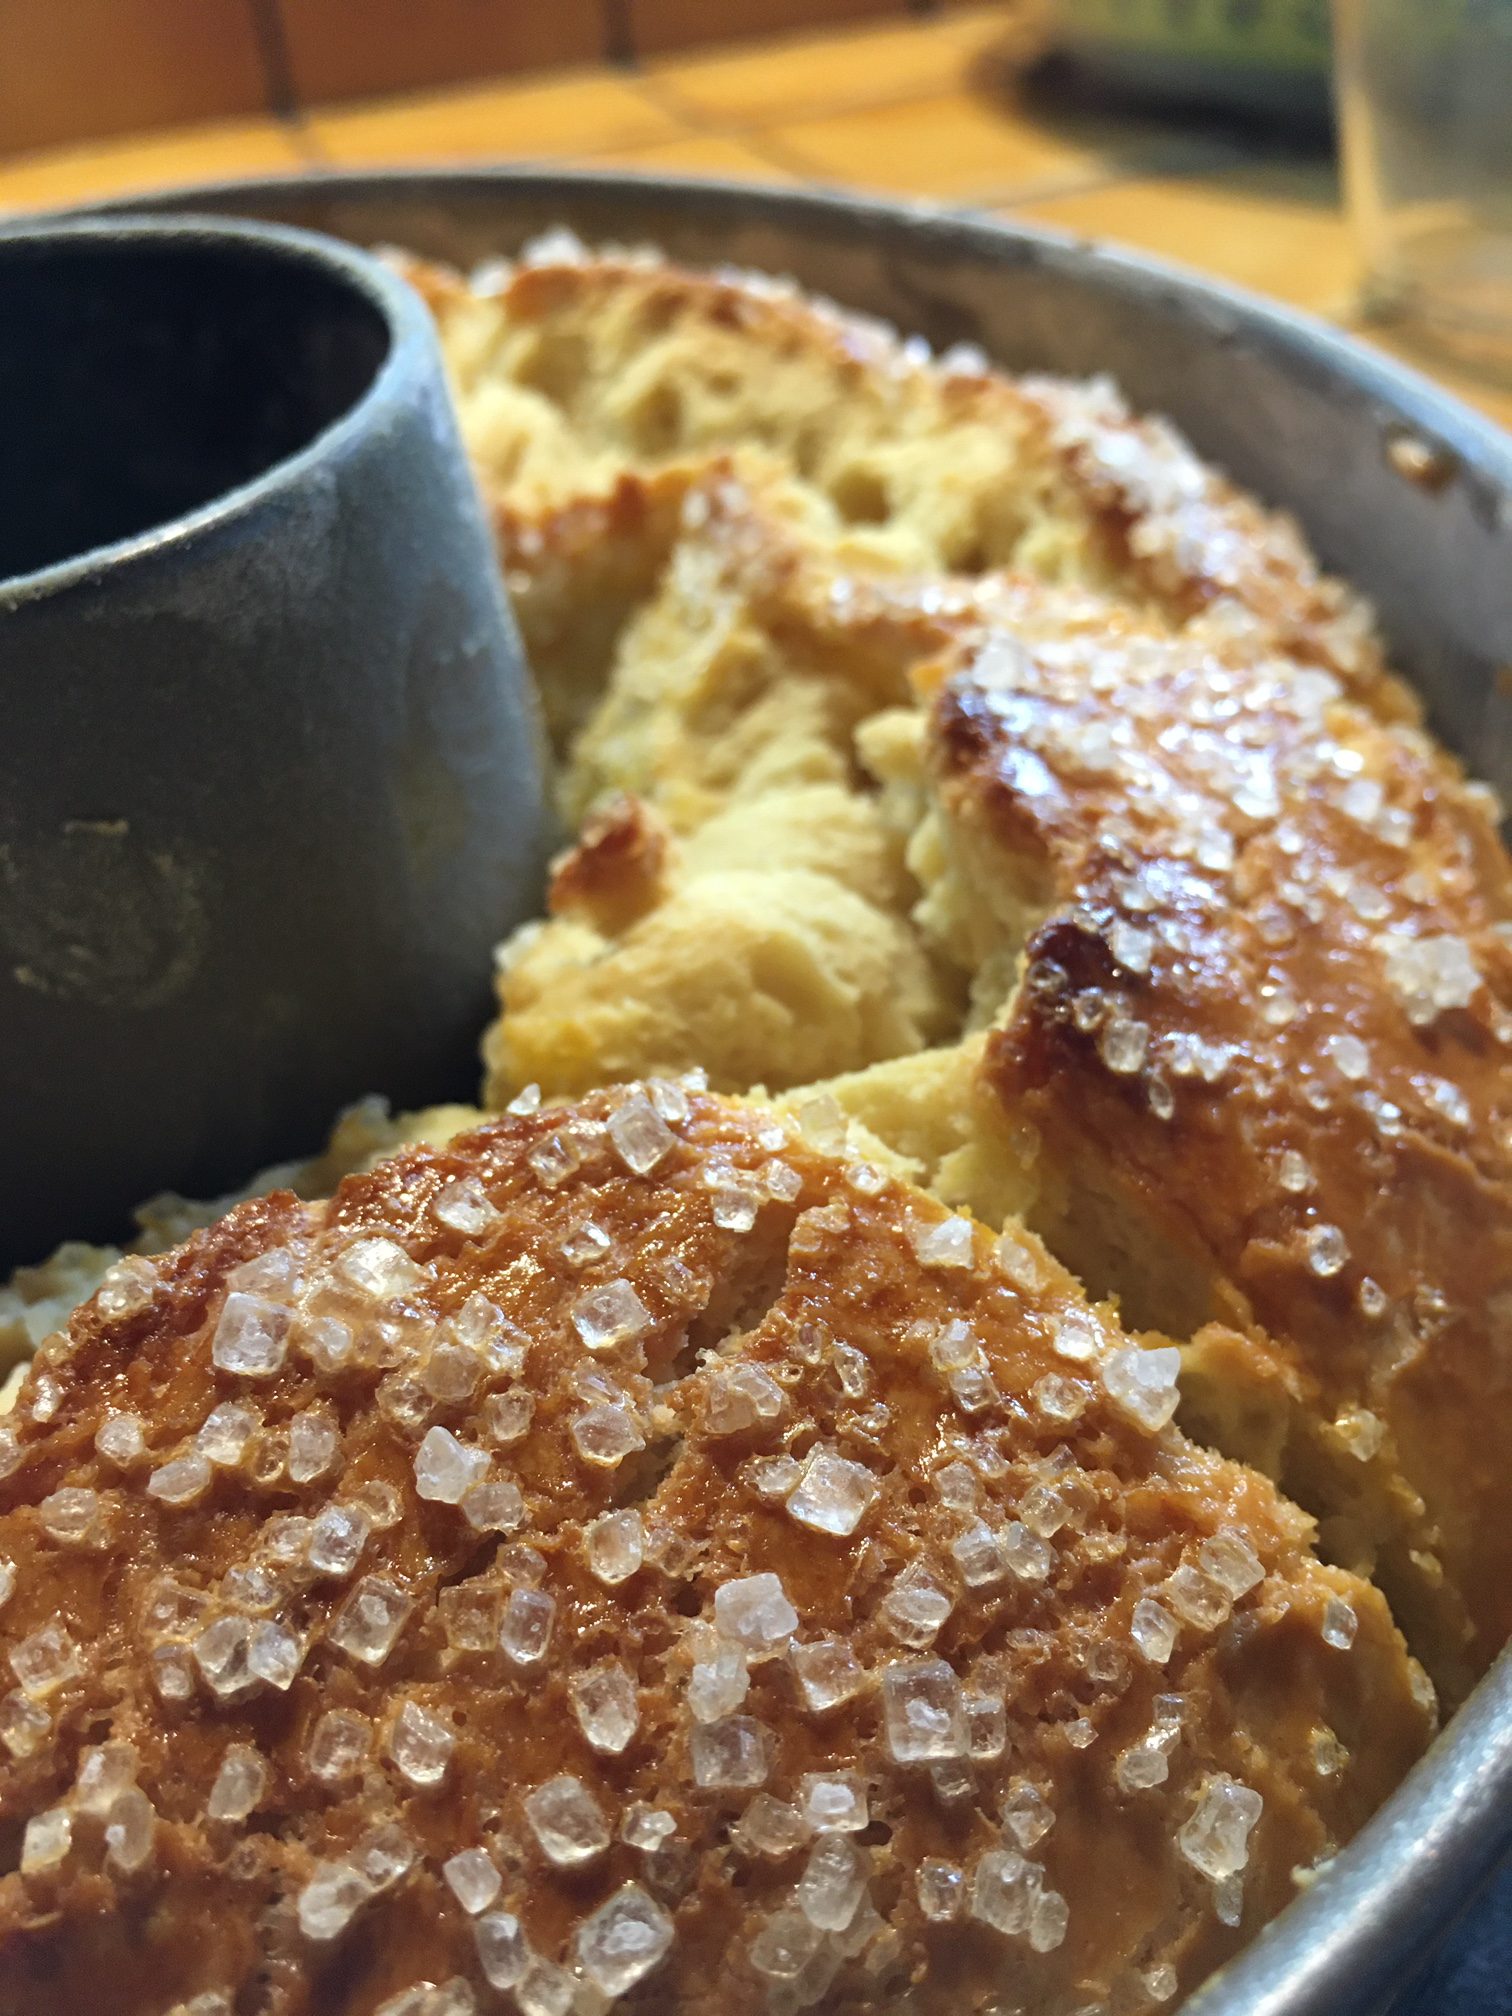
xmin=0 ymin=5 xmax=1507 ymax=434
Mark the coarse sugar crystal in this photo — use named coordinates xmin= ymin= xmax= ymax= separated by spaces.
xmin=735 ymin=1795 xmax=808 ymax=1857
xmin=21 ymin=1809 xmax=71 ymax=1874
xmin=570 ymin=1660 xmax=639 ymax=1753
xmin=516 ymin=1960 xmax=576 ymax=2016
xmin=460 ymin=1477 xmax=524 ymax=1533
xmin=38 ymin=1487 xmax=102 ymax=1545
xmin=247 ymin=1621 xmax=302 ymax=1691
xmin=584 ymin=1509 xmax=643 ymax=1584
xmin=965 ymin=1689 xmax=1007 ymax=1760
xmin=714 ymin=1573 xmax=798 ymax=1656
xmin=917 ymin=1857 xmax=965 ymax=1921
xmin=327 ymin=1577 xmax=413 ymax=1666
xmin=575 ymin=1883 xmax=675 ymax=1996
xmin=287 ymin=1411 xmax=339 ymax=1483
xmin=305 ymin=1708 xmax=372 ymax=1782
xmin=572 ymin=1279 xmax=652 ymax=1353
xmin=799 ymin=1771 xmax=868 ymax=1833
xmin=622 ymin=1803 xmax=677 ymax=1850
xmin=951 ymin=1518 xmax=1009 ymax=1586
xmin=703 ymin=1363 xmax=784 ymax=1435
xmin=104 ymin=1787 xmax=154 ymax=1871
xmin=1178 ymin=1774 xmax=1263 ymax=1880
xmin=95 ymin=1412 xmax=146 ymax=1467
xmin=1198 ymin=1529 xmax=1265 ymax=1598
xmin=524 ymin=1774 xmax=610 ymax=1865
xmin=500 ymin=1587 xmax=556 ymax=1665
xmin=1322 ymin=1595 xmax=1358 ymax=1650
xmin=474 ymin=1911 xmax=528 ymax=1990
xmin=211 ymin=1294 xmax=290 ymax=1379
xmin=608 ymin=1091 xmax=677 ymax=1173
xmin=970 ymin=1847 xmax=1037 ymax=1936
xmin=790 ymin=1636 xmax=865 ymax=1712
xmin=1131 ymin=1597 xmax=1178 ymax=1665
xmin=413 ymin=1426 xmax=489 ymax=1505
xmin=1164 ymin=1563 xmax=1231 ymax=1631
xmin=796 ymin=1835 xmax=867 ymax=1931
xmin=206 ymin=1744 xmax=267 ymax=1822
xmin=1001 ymin=1778 xmax=1055 ymax=1850
xmin=786 ymin=1448 xmax=879 ymax=1537
xmin=337 ymin=1237 xmax=426 ymax=1300
xmin=749 ymin=1908 xmax=824 ymax=1981
xmin=307 ymin=1502 xmax=371 ymax=1578
xmin=690 ymin=1715 xmax=773 ymax=1790
xmin=570 ymin=1404 xmax=645 ymax=1467
xmin=687 ymin=1637 xmax=748 ymax=1723
xmin=387 ymin=1699 xmax=454 ymax=1786
xmin=482 ymin=1390 xmax=534 ymax=1446
xmin=193 ymin=1615 xmax=252 ymax=1697
xmin=147 ymin=1453 xmax=213 ymax=1506
xmin=431 ymin=1176 xmax=501 ymax=1239
xmin=880 ymin=1659 xmax=968 ymax=1764
xmin=911 ymin=1216 xmax=975 ymax=1270
xmin=1102 ymin=1345 xmax=1181 ymax=1431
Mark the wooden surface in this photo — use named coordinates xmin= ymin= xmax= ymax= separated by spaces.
xmin=0 ymin=4 xmax=1507 ymax=432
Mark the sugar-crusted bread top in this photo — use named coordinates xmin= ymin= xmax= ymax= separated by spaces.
xmin=0 ymin=1086 xmax=1429 ymax=2016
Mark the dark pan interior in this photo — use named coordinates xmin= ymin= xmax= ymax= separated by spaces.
xmin=0 ymin=226 xmax=387 ymax=584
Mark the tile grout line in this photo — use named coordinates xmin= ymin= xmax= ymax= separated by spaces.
xmin=625 ymin=71 xmax=826 ymax=182
xmin=642 ymin=66 xmax=1008 ymax=141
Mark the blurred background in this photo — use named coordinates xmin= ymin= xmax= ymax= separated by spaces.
xmin=0 ymin=0 xmax=1507 ymax=430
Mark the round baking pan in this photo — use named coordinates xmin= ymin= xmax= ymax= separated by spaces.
xmin=68 ymin=167 xmax=1512 ymax=2014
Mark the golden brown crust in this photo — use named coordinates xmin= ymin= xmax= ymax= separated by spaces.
xmin=0 ymin=1090 xmax=1429 ymax=2016
xmin=922 ymin=591 xmax=1512 ymax=1697
xmin=546 ymin=794 xmax=675 ymax=936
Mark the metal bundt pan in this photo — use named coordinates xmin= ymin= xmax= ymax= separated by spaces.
xmin=77 ymin=168 xmax=1512 ymax=2014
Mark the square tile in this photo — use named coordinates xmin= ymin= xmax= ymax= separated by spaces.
xmin=1015 ymin=159 xmax=1356 ymax=315
xmin=627 ymin=0 xmax=902 ymax=60
xmin=0 ymin=117 xmax=312 ymax=216
xmin=572 ymin=131 xmax=797 ymax=180
xmin=306 ymin=70 xmax=682 ymax=166
xmin=279 ymin=0 xmax=604 ymax=106
xmin=649 ymin=7 xmax=1020 ymax=127
xmin=770 ymin=90 xmax=1112 ymax=202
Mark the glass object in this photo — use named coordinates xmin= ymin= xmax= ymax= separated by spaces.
xmin=1334 ymin=0 xmax=1512 ymax=374
xmin=1051 ymin=0 xmax=1332 ymax=125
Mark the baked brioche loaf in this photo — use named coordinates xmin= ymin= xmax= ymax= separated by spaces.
xmin=411 ymin=241 xmax=1512 ymax=1706
xmin=923 ymin=592 xmax=1512 ymax=1706
xmin=407 ymin=246 xmax=1399 ymax=721
xmin=0 ymin=1087 xmax=1431 ymax=2016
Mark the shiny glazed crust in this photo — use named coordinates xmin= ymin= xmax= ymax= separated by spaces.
xmin=929 ymin=594 xmax=1512 ymax=1701
xmin=0 ymin=1090 xmax=1430 ymax=2016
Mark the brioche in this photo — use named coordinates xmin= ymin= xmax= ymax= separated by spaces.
xmin=411 ymin=244 xmax=1399 ymax=713
xmin=413 ymin=242 xmax=1512 ymax=1707
xmin=922 ymin=594 xmax=1512 ymax=1703
xmin=0 ymin=1087 xmax=1431 ymax=2016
